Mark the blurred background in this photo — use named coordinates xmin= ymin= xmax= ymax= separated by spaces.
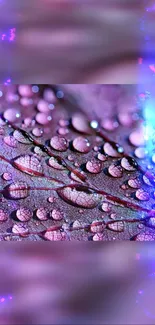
xmin=0 ymin=0 xmax=154 ymax=83
xmin=1 ymin=243 xmax=155 ymax=324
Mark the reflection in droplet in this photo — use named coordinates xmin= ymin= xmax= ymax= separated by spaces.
xmin=58 ymin=185 xmax=100 ymax=209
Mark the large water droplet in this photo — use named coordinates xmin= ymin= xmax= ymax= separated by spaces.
xmin=108 ymin=163 xmax=123 ymax=178
xmin=13 ymin=130 xmax=31 ymax=144
xmin=16 ymin=207 xmax=32 ymax=222
xmin=50 ymin=136 xmax=68 ymax=151
xmin=72 ymin=113 xmax=92 ymax=134
xmin=72 ymin=136 xmax=91 ymax=153
xmin=57 ymin=185 xmax=100 ymax=209
xmin=107 ymin=221 xmax=124 ymax=232
xmin=103 ymin=142 xmax=124 ymax=157
xmin=36 ymin=208 xmax=49 ymax=221
xmin=12 ymin=223 xmax=29 ymax=235
xmin=135 ymin=189 xmax=150 ymax=201
xmin=4 ymin=181 xmax=29 ymax=199
xmin=86 ymin=159 xmax=102 ymax=174
xmin=121 ymin=157 xmax=138 ymax=171
xmin=13 ymin=155 xmax=43 ymax=176
xmin=4 ymin=136 xmax=17 ymax=148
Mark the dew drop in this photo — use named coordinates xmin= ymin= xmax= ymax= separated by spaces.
xmin=129 ymin=127 xmax=145 ymax=147
xmin=70 ymin=171 xmax=84 ymax=183
xmin=128 ymin=177 xmax=141 ymax=189
xmin=13 ymin=130 xmax=31 ymax=144
xmin=47 ymin=196 xmax=56 ymax=203
xmin=4 ymin=181 xmax=29 ymax=200
xmin=73 ymin=136 xmax=91 ymax=153
xmin=134 ymin=147 xmax=146 ymax=159
xmin=135 ymin=189 xmax=150 ymax=201
xmin=37 ymin=99 xmax=50 ymax=113
xmin=44 ymin=230 xmax=66 ymax=241
xmin=16 ymin=207 xmax=32 ymax=222
xmin=103 ymin=142 xmax=124 ymax=157
xmin=110 ymin=213 xmax=117 ymax=220
xmin=108 ymin=163 xmax=123 ymax=178
xmin=4 ymin=135 xmax=17 ymax=148
xmin=51 ymin=209 xmax=64 ymax=221
xmin=107 ymin=221 xmax=124 ymax=232
xmin=121 ymin=157 xmax=138 ymax=171
xmin=86 ymin=159 xmax=102 ymax=174
xmin=18 ymin=85 xmax=33 ymax=97
xmin=101 ymin=118 xmax=118 ymax=131
xmin=93 ymin=233 xmax=104 ymax=241
xmin=36 ymin=208 xmax=49 ymax=221
xmin=12 ymin=223 xmax=29 ymax=235
xmin=97 ymin=153 xmax=107 ymax=161
xmin=32 ymin=127 xmax=43 ymax=137
xmin=36 ymin=113 xmax=51 ymax=125
xmin=101 ymin=202 xmax=112 ymax=212
xmin=0 ymin=209 xmax=8 ymax=222
xmin=50 ymin=136 xmax=68 ymax=152
xmin=90 ymin=220 xmax=105 ymax=233
xmin=3 ymin=108 xmax=21 ymax=122
xmin=134 ymin=231 xmax=155 ymax=241
xmin=13 ymin=154 xmax=43 ymax=176
xmin=2 ymin=172 xmax=12 ymax=181
xmin=72 ymin=113 xmax=92 ymax=134
xmin=57 ymin=127 xmax=69 ymax=136
xmin=143 ymin=175 xmax=153 ymax=187
xmin=48 ymin=157 xmax=65 ymax=170
xmin=57 ymin=185 xmax=100 ymax=209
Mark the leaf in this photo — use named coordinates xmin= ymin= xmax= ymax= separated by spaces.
xmin=0 ymin=85 xmax=154 ymax=241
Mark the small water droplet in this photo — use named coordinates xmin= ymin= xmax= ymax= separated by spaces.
xmin=3 ymin=108 xmax=21 ymax=122
xmin=16 ymin=207 xmax=32 ymax=222
xmin=36 ymin=208 xmax=49 ymax=221
xmin=121 ymin=157 xmax=138 ymax=171
xmin=135 ymin=232 xmax=155 ymax=241
xmin=13 ymin=155 xmax=43 ymax=176
xmin=86 ymin=159 xmax=102 ymax=174
xmin=4 ymin=135 xmax=17 ymax=148
xmin=143 ymin=175 xmax=153 ymax=187
xmin=90 ymin=220 xmax=105 ymax=233
xmin=57 ymin=127 xmax=69 ymax=136
xmin=93 ymin=233 xmax=104 ymax=241
xmin=108 ymin=163 xmax=123 ymax=178
xmin=2 ymin=172 xmax=12 ymax=181
xmin=129 ymin=127 xmax=145 ymax=147
xmin=36 ymin=112 xmax=51 ymax=125
xmin=97 ymin=153 xmax=107 ymax=161
xmin=37 ymin=99 xmax=50 ymax=113
xmin=0 ymin=209 xmax=8 ymax=222
xmin=44 ymin=230 xmax=66 ymax=241
xmin=73 ymin=136 xmax=91 ymax=153
xmin=67 ymin=154 xmax=74 ymax=162
xmin=51 ymin=209 xmax=64 ymax=221
xmin=103 ymin=142 xmax=124 ymax=157
xmin=107 ymin=221 xmax=124 ymax=232
xmin=47 ymin=196 xmax=56 ymax=203
xmin=18 ymin=85 xmax=33 ymax=97
xmin=134 ymin=147 xmax=146 ymax=159
xmin=70 ymin=171 xmax=84 ymax=183
xmin=12 ymin=223 xmax=29 ymax=234
xmin=32 ymin=127 xmax=43 ymax=137
xmin=72 ymin=113 xmax=92 ymax=134
xmin=135 ymin=189 xmax=150 ymax=201
xmin=110 ymin=213 xmax=117 ymax=220
xmin=128 ymin=177 xmax=141 ymax=189
xmin=101 ymin=202 xmax=112 ymax=212
xmin=101 ymin=118 xmax=118 ymax=131
xmin=58 ymin=185 xmax=100 ymax=209
xmin=50 ymin=136 xmax=68 ymax=151
xmin=48 ymin=157 xmax=65 ymax=170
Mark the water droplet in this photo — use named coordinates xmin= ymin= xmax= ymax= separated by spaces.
xmin=13 ymin=155 xmax=43 ymax=176
xmin=47 ymin=196 xmax=56 ymax=203
xmin=18 ymin=85 xmax=33 ymax=97
xmin=3 ymin=108 xmax=21 ymax=122
xmin=44 ymin=230 xmax=66 ymax=241
xmin=4 ymin=136 xmax=17 ymax=148
xmin=43 ymin=88 xmax=56 ymax=103
xmin=12 ymin=223 xmax=29 ymax=234
xmin=36 ymin=208 xmax=49 ymax=221
xmin=129 ymin=127 xmax=145 ymax=147
xmin=73 ymin=136 xmax=91 ymax=153
xmin=135 ymin=189 xmax=150 ymax=201
xmin=107 ymin=221 xmax=124 ymax=232
xmin=128 ymin=177 xmax=141 ymax=189
xmin=72 ymin=113 xmax=92 ymax=134
xmin=36 ymin=113 xmax=51 ymax=125
xmin=148 ymin=217 xmax=155 ymax=227
xmin=58 ymin=185 xmax=100 ymax=209
xmin=90 ymin=220 xmax=105 ymax=233
xmin=2 ymin=172 xmax=12 ymax=181
xmin=37 ymin=99 xmax=50 ymax=113
xmin=59 ymin=119 xmax=69 ymax=127
xmin=93 ymin=233 xmax=104 ymax=241
xmin=101 ymin=202 xmax=112 ymax=212
xmin=13 ymin=130 xmax=31 ymax=144
xmin=143 ymin=175 xmax=153 ymax=187
xmin=108 ymin=163 xmax=123 ymax=178
xmin=135 ymin=231 xmax=155 ymax=241
xmin=4 ymin=181 xmax=29 ymax=199
xmin=101 ymin=118 xmax=118 ymax=131
xmin=57 ymin=127 xmax=69 ymax=136
xmin=134 ymin=147 xmax=146 ymax=159
xmin=48 ymin=157 xmax=65 ymax=170
xmin=110 ymin=213 xmax=117 ymax=220
xmin=16 ymin=208 xmax=32 ymax=222
xmin=86 ymin=159 xmax=102 ymax=174
xmin=103 ymin=142 xmax=124 ymax=157
xmin=97 ymin=153 xmax=107 ymax=161
xmin=70 ymin=171 xmax=84 ymax=183
xmin=50 ymin=136 xmax=68 ymax=151
xmin=90 ymin=120 xmax=98 ymax=129
xmin=121 ymin=157 xmax=138 ymax=171
xmin=32 ymin=127 xmax=43 ymax=137
xmin=0 ymin=209 xmax=8 ymax=221
xmin=51 ymin=209 xmax=64 ymax=221
xmin=67 ymin=154 xmax=74 ymax=162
